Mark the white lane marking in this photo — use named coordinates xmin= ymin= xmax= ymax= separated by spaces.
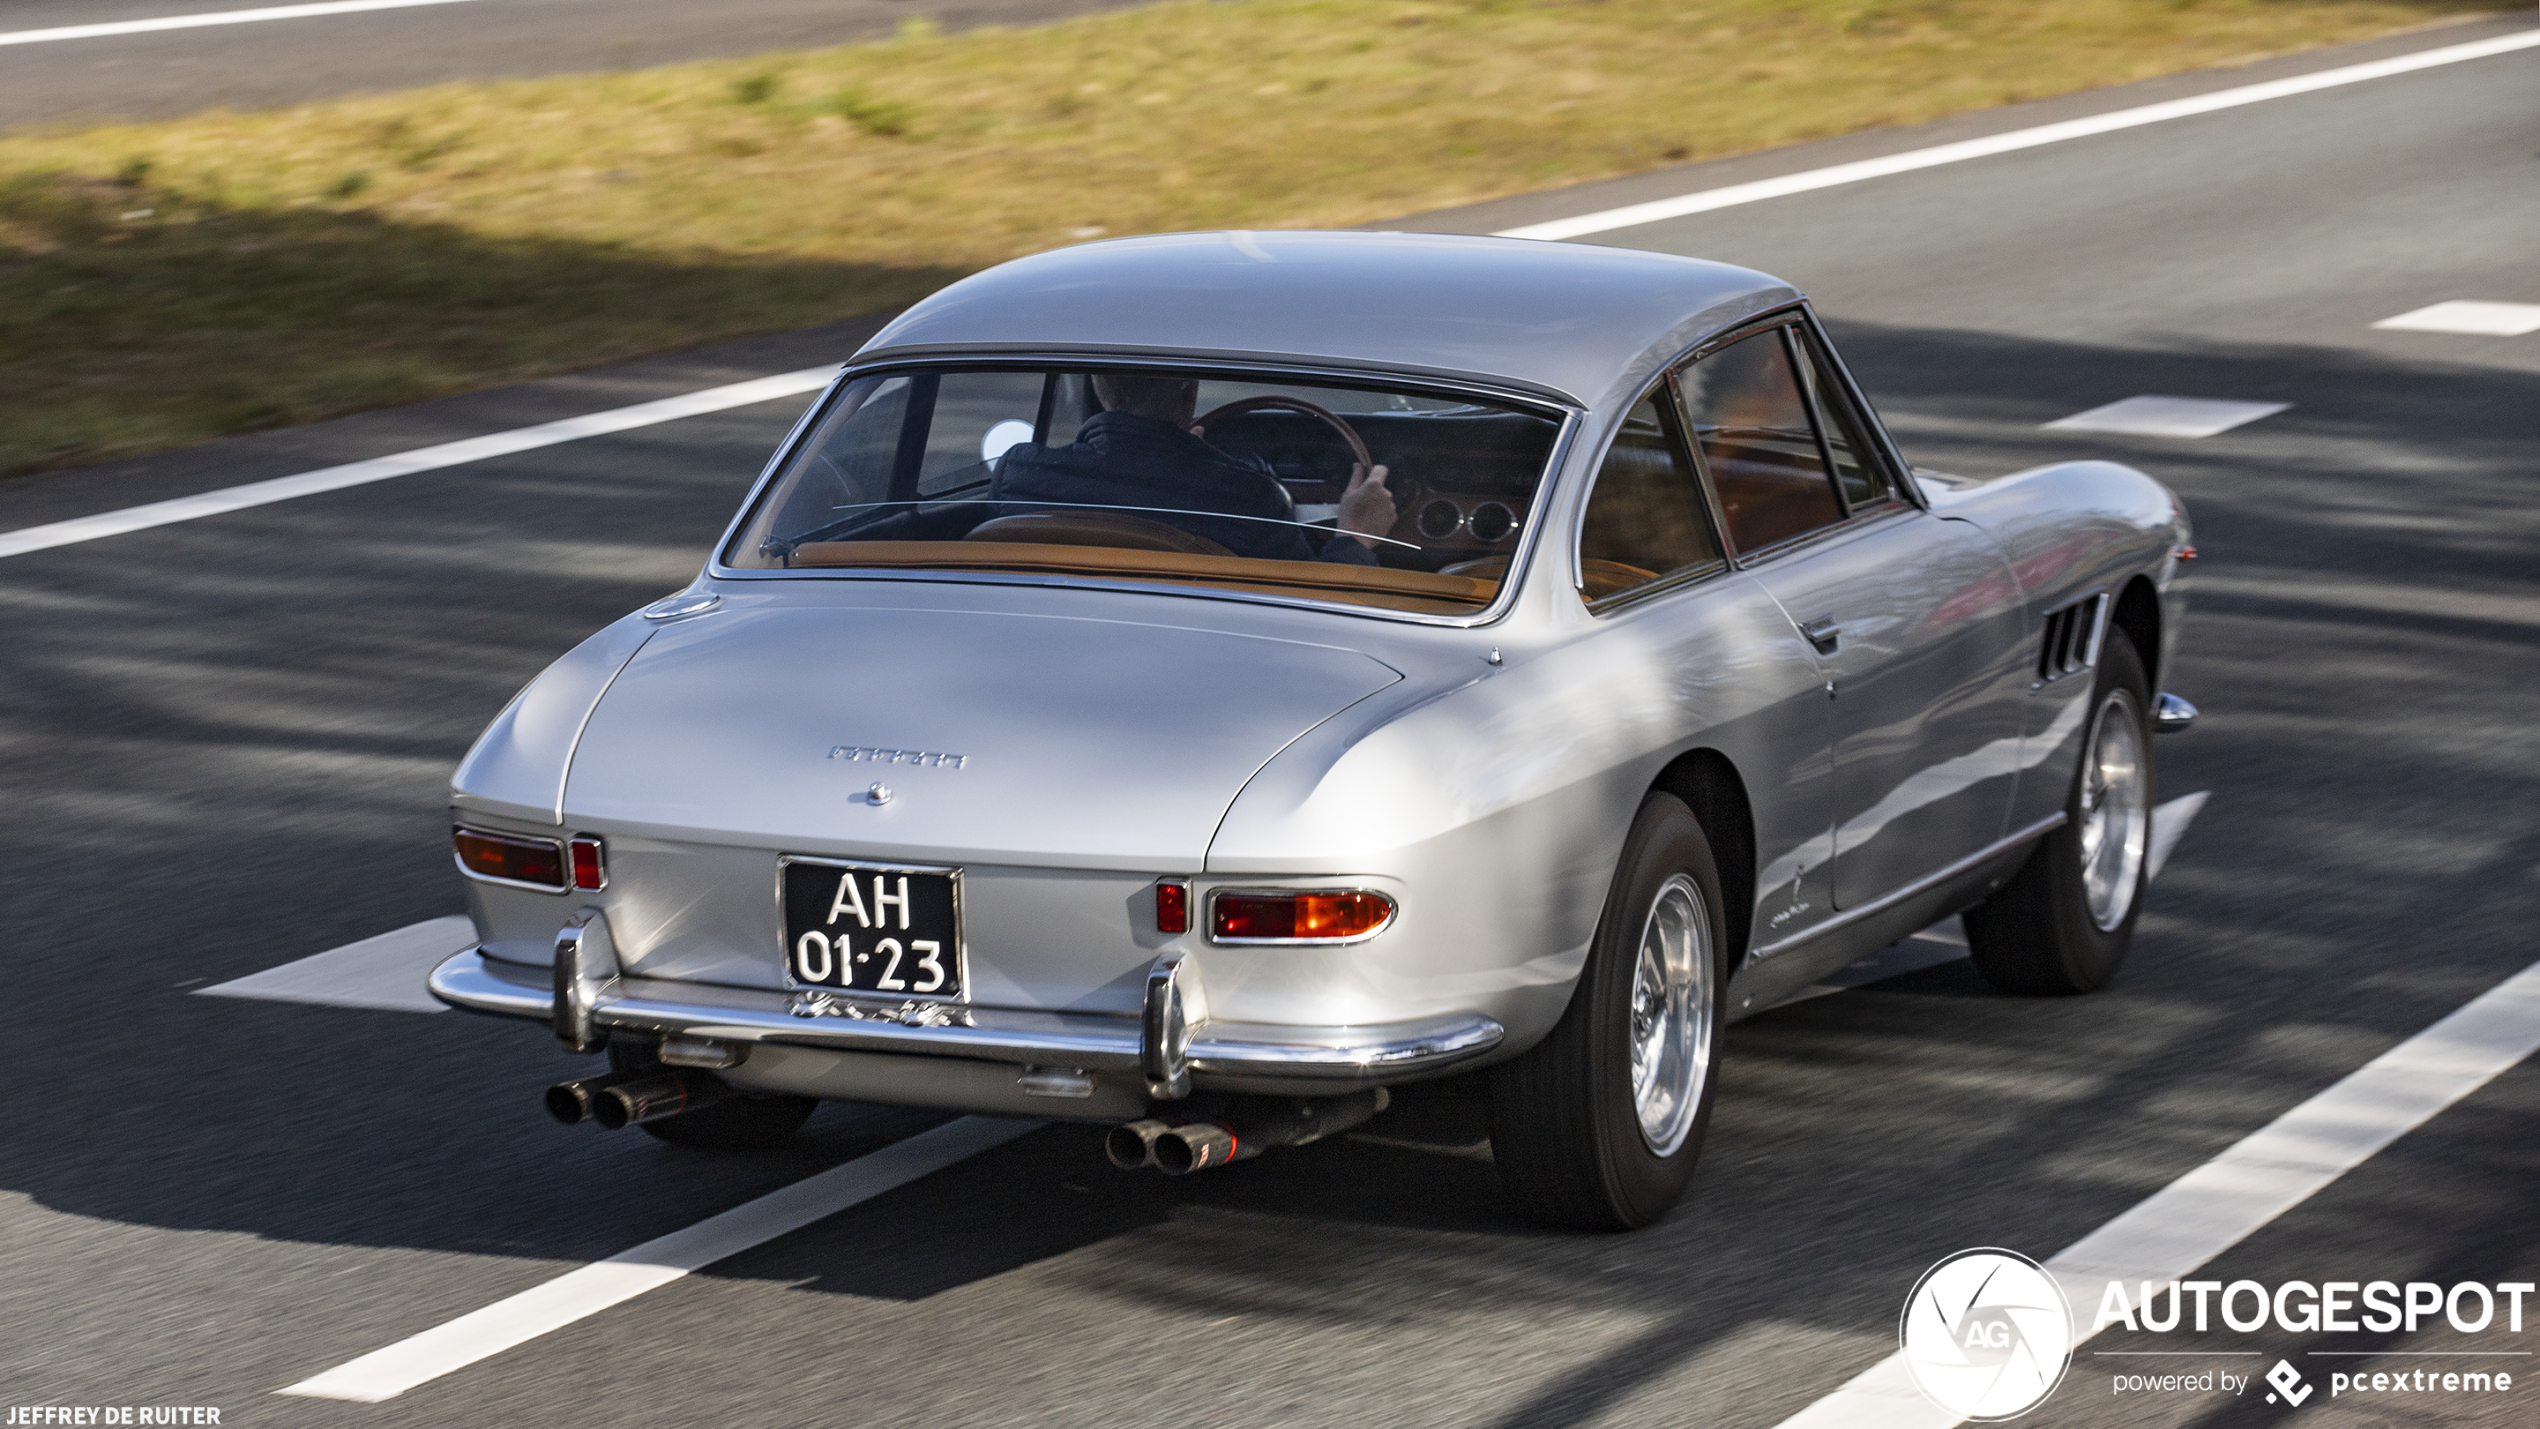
xmin=2372 ymin=300 xmax=2540 ymax=336
xmin=0 ymin=0 xmax=492 ymax=48
xmin=2044 ymin=396 xmax=2289 ymax=439
xmin=1772 ymin=956 xmax=2540 ymax=1429
xmin=280 ymin=1115 xmax=1038 ymax=1401
xmin=1493 ymin=28 xmax=2540 ymax=242
xmin=196 ymin=914 xmax=470 ymax=1012
xmin=2146 ymin=789 xmax=2208 ymax=880
xmin=0 ymin=366 xmax=834 ymax=561
xmin=1778 ymin=793 xmax=2212 ymax=1007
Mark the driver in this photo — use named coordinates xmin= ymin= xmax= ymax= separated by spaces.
xmin=986 ymin=374 xmax=1398 ymax=564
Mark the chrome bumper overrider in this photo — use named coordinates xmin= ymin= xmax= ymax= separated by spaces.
xmin=428 ymin=948 xmax=1503 ymax=1085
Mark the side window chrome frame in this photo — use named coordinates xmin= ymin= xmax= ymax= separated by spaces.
xmin=1568 ymin=372 xmax=1734 ymax=615
xmin=1789 ymin=307 xmax=1925 ymax=516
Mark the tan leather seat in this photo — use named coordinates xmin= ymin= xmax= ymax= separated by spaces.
xmin=963 ymin=511 xmax=1233 ymax=557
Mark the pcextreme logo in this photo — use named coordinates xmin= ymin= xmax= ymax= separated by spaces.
xmin=1899 ymin=1248 xmax=2076 ymax=1420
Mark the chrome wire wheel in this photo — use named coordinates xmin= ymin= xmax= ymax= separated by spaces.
xmin=2078 ymin=687 xmax=2150 ymax=931
xmin=1628 ymin=872 xmax=1714 ymax=1156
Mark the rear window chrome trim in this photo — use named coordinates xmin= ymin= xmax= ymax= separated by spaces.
xmin=705 ymin=356 xmax=1583 ymax=629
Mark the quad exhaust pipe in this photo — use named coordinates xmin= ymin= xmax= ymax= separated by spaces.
xmin=545 ymin=1070 xmax=731 ymax=1129
xmin=1106 ymin=1088 xmax=1389 ymax=1175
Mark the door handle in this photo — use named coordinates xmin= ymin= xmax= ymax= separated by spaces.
xmin=1800 ymin=617 xmax=1841 ymax=655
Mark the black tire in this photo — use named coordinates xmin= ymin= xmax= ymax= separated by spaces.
xmin=607 ymin=1039 xmax=819 ymax=1151
xmin=1486 ymin=792 xmax=1727 ymax=1231
xmin=1964 ymin=630 xmax=2154 ymax=995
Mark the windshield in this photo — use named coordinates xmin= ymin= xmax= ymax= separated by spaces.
xmin=722 ymin=366 xmax=1565 ymax=614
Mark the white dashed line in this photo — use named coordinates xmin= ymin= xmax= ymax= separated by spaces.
xmin=2371 ymin=300 xmax=2540 ymax=336
xmin=0 ymin=0 xmax=494 ymax=47
xmin=2044 ymin=396 xmax=2289 ymax=439
xmin=1772 ymin=956 xmax=2540 ymax=1428
xmin=279 ymin=1116 xmax=1039 ymax=1402
xmin=196 ymin=915 xmax=472 ymax=1012
xmin=2145 ymin=790 xmax=2208 ymax=880
xmin=0 ymin=366 xmax=835 ymax=561
xmin=1492 ymin=28 xmax=2540 ymax=242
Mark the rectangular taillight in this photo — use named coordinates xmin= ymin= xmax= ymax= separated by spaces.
xmin=569 ymin=837 xmax=605 ymax=891
xmin=453 ymin=827 xmax=566 ymax=891
xmin=1211 ymin=889 xmax=1394 ymax=944
xmin=1155 ymin=879 xmax=1189 ymax=934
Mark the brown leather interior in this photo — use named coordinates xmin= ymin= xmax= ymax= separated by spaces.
xmin=786 ymin=541 xmax=1500 ymax=613
xmin=1579 ymin=558 xmax=1661 ymax=601
xmin=963 ymin=511 xmax=1233 ymax=557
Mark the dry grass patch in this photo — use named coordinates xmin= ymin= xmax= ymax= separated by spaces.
xmin=0 ymin=0 xmax=2504 ymax=478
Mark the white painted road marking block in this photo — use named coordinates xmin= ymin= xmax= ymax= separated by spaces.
xmin=279 ymin=1116 xmax=1039 ymax=1402
xmin=2146 ymin=789 xmax=2208 ymax=881
xmin=197 ymin=915 xmax=472 ymax=1013
xmin=2371 ymin=300 xmax=2540 ymax=336
xmin=1772 ymin=956 xmax=2540 ymax=1429
xmin=2044 ymin=396 xmax=2290 ymax=439
xmin=1494 ymin=28 xmax=2540 ymax=242
xmin=0 ymin=366 xmax=835 ymax=562
xmin=0 ymin=0 xmax=494 ymax=48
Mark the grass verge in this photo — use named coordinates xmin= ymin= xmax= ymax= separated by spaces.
xmin=0 ymin=0 xmax=2504 ymax=480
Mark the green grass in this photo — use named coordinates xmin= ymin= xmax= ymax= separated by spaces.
xmin=0 ymin=0 xmax=2503 ymax=480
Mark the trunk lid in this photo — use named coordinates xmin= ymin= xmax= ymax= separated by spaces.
xmin=562 ymin=603 xmax=1401 ymax=869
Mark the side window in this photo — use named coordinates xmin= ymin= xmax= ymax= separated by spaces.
xmin=1577 ymin=391 xmax=1726 ymax=602
xmin=916 ymin=371 xmax=1048 ymax=496
xmin=1792 ymin=330 xmax=1895 ymax=510
xmin=1675 ymin=328 xmax=1844 ymax=555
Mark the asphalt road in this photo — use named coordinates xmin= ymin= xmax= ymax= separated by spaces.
xmin=0 ymin=0 xmax=1150 ymax=131
xmin=3 ymin=16 xmax=2537 ymax=1429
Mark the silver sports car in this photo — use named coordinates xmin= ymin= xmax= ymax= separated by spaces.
xmin=431 ymin=230 xmax=2195 ymax=1229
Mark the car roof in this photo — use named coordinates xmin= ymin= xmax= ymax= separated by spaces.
xmin=853 ymin=230 xmax=1801 ymax=410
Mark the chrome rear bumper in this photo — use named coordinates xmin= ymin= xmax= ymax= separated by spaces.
xmin=429 ymin=948 xmax=1502 ymax=1090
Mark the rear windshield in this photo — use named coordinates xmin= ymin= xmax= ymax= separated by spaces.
xmin=723 ymin=366 xmax=1565 ymax=614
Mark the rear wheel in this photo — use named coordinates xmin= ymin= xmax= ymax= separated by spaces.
xmin=1964 ymin=631 xmax=2154 ymax=994
xmin=1487 ymin=793 xmax=1725 ymax=1230
xmin=607 ymin=1039 xmax=819 ymax=1150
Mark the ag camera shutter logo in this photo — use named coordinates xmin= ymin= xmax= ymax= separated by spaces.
xmin=1900 ymin=1248 xmax=2076 ymax=1419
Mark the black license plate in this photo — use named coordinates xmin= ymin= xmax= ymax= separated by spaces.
xmin=780 ymin=858 xmax=962 ymax=999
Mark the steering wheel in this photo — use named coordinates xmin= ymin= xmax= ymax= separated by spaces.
xmin=1193 ymin=395 xmax=1383 ymax=495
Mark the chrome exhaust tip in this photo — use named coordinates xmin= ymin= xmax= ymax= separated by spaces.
xmin=545 ymin=1071 xmax=639 ymax=1126
xmin=591 ymin=1071 xmax=729 ymax=1130
xmin=1104 ymin=1119 xmax=1173 ymax=1171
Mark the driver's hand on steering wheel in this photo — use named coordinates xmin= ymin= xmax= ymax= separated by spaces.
xmin=1336 ymin=462 xmax=1396 ymax=546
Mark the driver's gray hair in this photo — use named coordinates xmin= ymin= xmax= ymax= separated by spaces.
xmin=1091 ymin=373 xmax=1198 ymax=426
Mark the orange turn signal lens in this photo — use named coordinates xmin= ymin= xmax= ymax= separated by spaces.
xmin=1211 ymin=889 xmax=1394 ymax=943
xmin=453 ymin=827 xmax=567 ymax=890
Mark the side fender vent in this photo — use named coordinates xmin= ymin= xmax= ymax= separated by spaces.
xmin=2037 ymin=591 xmax=2109 ymax=683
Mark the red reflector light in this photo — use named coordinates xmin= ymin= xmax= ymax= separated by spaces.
xmin=1211 ymin=890 xmax=1393 ymax=943
xmin=453 ymin=827 xmax=566 ymax=890
xmin=1155 ymin=880 xmax=1188 ymax=934
xmin=569 ymin=837 xmax=605 ymax=891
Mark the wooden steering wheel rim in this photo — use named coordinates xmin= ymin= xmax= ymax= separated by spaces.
xmin=1193 ymin=395 xmax=1374 ymax=475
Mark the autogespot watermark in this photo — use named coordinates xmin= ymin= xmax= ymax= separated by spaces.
xmin=1900 ymin=1248 xmax=2076 ymax=1420
xmin=1899 ymin=1254 xmax=2534 ymax=1419
xmin=4 ymin=1410 xmax=222 ymax=1426
xmin=2094 ymin=1278 xmax=2531 ymax=1406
